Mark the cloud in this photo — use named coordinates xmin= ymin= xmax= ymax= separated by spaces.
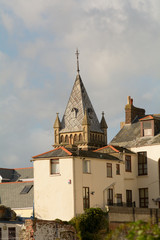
xmin=0 ymin=0 xmax=160 ymax=167
xmin=0 ymin=11 xmax=14 ymax=34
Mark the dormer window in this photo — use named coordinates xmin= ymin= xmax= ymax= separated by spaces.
xmin=143 ymin=121 xmax=152 ymax=136
xmin=140 ymin=116 xmax=154 ymax=137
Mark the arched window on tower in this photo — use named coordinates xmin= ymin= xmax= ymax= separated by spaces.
xmin=61 ymin=135 xmax=64 ymax=143
xmin=95 ymin=134 xmax=97 ymax=142
xmin=90 ymin=134 xmax=92 ymax=142
xmin=65 ymin=135 xmax=69 ymax=143
xmin=79 ymin=134 xmax=83 ymax=142
xmin=74 ymin=134 xmax=77 ymax=143
xmin=70 ymin=134 xmax=73 ymax=144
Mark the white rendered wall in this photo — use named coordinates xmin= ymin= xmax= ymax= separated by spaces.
xmin=131 ymin=145 xmax=160 ymax=208
xmin=13 ymin=208 xmax=33 ymax=218
xmin=74 ymin=156 xmax=135 ymax=215
xmin=34 ymin=157 xmax=74 ymax=221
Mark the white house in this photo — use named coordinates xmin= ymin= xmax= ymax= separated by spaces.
xmin=32 ymin=58 xmax=127 ymax=220
xmin=110 ymin=96 xmax=160 ymax=209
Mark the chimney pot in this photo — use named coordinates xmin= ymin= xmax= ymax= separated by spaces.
xmin=127 ymin=96 xmax=131 ymax=104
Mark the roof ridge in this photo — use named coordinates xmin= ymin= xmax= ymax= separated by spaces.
xmin=0 ymin=180 xmax=34 ymax=185
xmin=60 ymin=146 xmax=72 ymax=156
xmin=32 ymin=146 xmax=73 ymax=159
xmin=14 ymin=167 xmax=33 ymax=170
xmin=32 ymin=148 xmax=60 ymax=158
xmin=93 ymin=145 xmax=119 ymax=153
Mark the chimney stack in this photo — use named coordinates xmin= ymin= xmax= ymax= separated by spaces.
xmin=125 ymin=96 xmax=145 ymax=124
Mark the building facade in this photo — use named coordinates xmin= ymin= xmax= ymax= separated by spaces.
xmin=33 ymin=54 xmax=160 ymax=222
xmin=110 ymin=96 xmax=160 ymax=209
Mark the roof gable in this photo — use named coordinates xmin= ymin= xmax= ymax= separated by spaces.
xmin=32 ymin=147 xmax=72 ymax=159
xmin=94 ymin=145 xmax=119 ymax=153
xmin=140 ymin=115 xmax=154 ymax=121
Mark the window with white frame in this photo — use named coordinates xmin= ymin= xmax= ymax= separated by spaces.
xmin=50 ymin=159 xmax=60 ymax=174
xmin=83 ymin=160 xmax=91 ymax=173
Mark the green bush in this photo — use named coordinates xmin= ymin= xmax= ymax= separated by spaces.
xmin=106 ymin=220 xmax=160 ymax=240
xmin=69 ymin=208 xmax=108 ymax=240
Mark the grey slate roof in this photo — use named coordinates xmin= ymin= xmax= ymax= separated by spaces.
xmin=95 ymin=145 xmax=135 ymax=154
xmin=32 ymin=147 xmax=120 ymax=161
xmin=0 ymin=181 xmax=33 ymax=209
xmin=14 ymin=168 xmax=33 ymax=181
xmin=110 ymin=121 xmax=160 ymax=148
xmin=0 ymin=168 xmax=33 ymax=182
xmin=0 ymin=169 xmax=14 ymax=181
xmin=60 ymin=74 xmax=102 ymax=133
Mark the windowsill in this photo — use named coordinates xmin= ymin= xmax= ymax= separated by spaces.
xmin=83 ymin=172 xmax=91 ymax=174
xmin=50 ymin=173 xmax=61 ymax=177
xmin=107 ymin=176 xmax=112 ymax=178
xmin=137 ymin=174 xmax=148 ymax=177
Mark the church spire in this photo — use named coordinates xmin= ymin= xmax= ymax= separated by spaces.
xmin=53 ymin=51 xmax=108 ymax=150
xmin=75 ymin=49 xmax=80 ymax=74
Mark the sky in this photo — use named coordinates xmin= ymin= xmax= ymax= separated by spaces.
xmin=0 ymin=0 xmax=160 ymax=168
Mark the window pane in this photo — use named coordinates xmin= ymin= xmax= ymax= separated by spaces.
xmin=116 ymin=164 xmax=120 ymax=175
xmin=51 ymin=159 xmax=60 ymax=174
xmin=117 ymin=194 xmax=122 ymax=206
xmin=125 ymin=155 xmax=131 ymax=172
xmin=83 ymin=160 xmax=90 ymax=173
xmin=107 ymin=163 xmax=112 ymax=177
xmin=138 ymin=152 xmax=147 ymax=175
xmin=8 ymin=228 xmax=16 ymax=240
xmin=143 ymin=121 xmax=151 ymax=129
xmin=139 ymin=188 xmax=148 ymax=208
xmin=83 ymin=187 xmax=90 ymax=209
xmin=107 ymin=188 xmax=113 ymax=205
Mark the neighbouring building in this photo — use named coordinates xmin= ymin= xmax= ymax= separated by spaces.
xmin=0 ymin=205 xmax=24 ymax=240
xmin=0 ymin=167 xmax=34 ymax=218
xmin=110 ymin=96 xmax=160 ymax=209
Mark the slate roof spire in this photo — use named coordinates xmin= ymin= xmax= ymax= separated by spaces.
xmin=60 ymin=51 xmax=102 ymax=134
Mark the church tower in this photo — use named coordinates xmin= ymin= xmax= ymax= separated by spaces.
xmin=53 ymin=50 xmax=107 ymax=150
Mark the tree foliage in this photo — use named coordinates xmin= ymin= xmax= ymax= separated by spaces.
xmin=69 ymin=208 xmax=108 ymax=240
xmin=106 ymin=220 xmax=160 ymax=240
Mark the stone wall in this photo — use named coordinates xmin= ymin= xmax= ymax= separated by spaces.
xmin=108 ymin=206 xmax=160 ymax=230
xmin=19 ymin=219 xmax=76 ymax=240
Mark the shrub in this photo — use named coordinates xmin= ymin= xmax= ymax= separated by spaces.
xmin=106 ymin=221 xmax=160 ymax=240
xmin=70 ymin=208 xmax=108 ymax=240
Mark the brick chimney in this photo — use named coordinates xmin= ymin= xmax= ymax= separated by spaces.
xmin=125 ymin=96 xmax=145 ymax=124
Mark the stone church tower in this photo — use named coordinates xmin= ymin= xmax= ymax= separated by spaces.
xmin=53 ymin=50 xmax=108 ymax=150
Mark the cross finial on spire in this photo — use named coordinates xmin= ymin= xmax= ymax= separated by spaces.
xmin=75 ymin=49 xmax=80 ymax=74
